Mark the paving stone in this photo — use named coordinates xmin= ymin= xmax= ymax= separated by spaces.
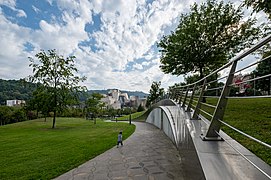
xmin=108 ymin=170 xmax=128 ymax=178
xmin=133 ymin=174 xmax=149 ymax=180
xmin=127 ymin=168 xmax=146 ymax=177
xmin=54 ymin=122 xmax=184 ymax=180
xmin=72 ymin=173 xmax=91 ymax=180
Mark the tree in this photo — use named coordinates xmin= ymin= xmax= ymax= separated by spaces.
xmin=147 ymin=81 xmax=164 ymax=106
xmin=244 ymin=0 xmax=271 ymax=19
xmin=158 ymin=0 xmax=261 ymax=78
xmin=29 ymin=86 xmax=53 ymax=121
xmin=137 ymin=104 xmax=145 ymax=112
xmin=85 ymin=93 xmax=105 ymax=124
xmin=29 ymin=49 xmax=86 ymax=128
xmin=251 ymin=51 xmax=271 ymax=95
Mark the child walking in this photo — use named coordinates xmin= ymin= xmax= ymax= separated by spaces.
xmin=117 ymin=131 xmax=123 ymax=148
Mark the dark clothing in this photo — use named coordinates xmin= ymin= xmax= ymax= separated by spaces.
xmin=117 ymin=141 xmax=123 ymax=146
xmin=117 ymin=132 xmax=123 ymax=147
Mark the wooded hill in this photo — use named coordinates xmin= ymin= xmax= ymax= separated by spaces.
xmin=0 ymin=79 xmax=149 ymax=105
xmin=0 ymin=79 xmax=36 ymax=105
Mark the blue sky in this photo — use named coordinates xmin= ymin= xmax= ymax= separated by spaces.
xmin=0 ymin=0 xmax=268 ymax=93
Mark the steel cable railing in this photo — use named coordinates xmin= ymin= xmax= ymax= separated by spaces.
xmin=156 ymin=34 xmax=271 ymax=178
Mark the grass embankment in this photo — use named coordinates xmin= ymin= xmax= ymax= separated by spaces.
xmin=200 ymin=98 xmax=271 ymax=166
xmin=0 ymin=118 xmax=135 ymax=180
xmin=116 ymin=111 xmax=146 ymax=121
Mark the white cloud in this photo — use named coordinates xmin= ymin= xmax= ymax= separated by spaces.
xmin=16 ymin=9 xmax=26 ymax=17
xmin=0 ymin=0 xmax=16 ymax=7
xmin=133 ymin=63 xmax=143 ymax=70
xmin=32 ymin=5 xmax=40 ymax=13
xmin=1 ymin=0 xmax=265 ymax=93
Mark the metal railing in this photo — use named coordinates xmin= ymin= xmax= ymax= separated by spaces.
xmin=164 ymin=34 xmax=271 ymax=145
xmin=151 ymin=34 xmax=271 ymax=179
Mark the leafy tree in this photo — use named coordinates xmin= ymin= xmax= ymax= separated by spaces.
xmin=29 ymin=86 xmax=53 ymax=121
xmin=137 ymin=104 xmax=145 ymax=112
xmin=107 ymin=108 xmax=117 ymax=119
xmin=28 ymin=49 xmax=86 ymax=128
xmin=243 ymin=0 xmax=271 ymax=19
xmin=85 ymin=93 xmax=105 ymax=124
xmin=158 ymin=0 xmax=260 ymax=78
xmin=251 ymin=51 xmax=271 ymax=95
xmin=147 ymin=81 xmax=164 ymax=106
xmin=185 ymin=74 xmax=201 ymax=84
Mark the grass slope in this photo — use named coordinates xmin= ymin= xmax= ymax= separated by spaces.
xmin=201 ymin=98 xmax=271 ymax=166
xmin=116 ymin=111 xmax=146 ymax=121
xmin=0 ymin=118 xmax=135 ymax=180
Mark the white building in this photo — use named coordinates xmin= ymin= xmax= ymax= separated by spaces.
xmin=99 ymin=89 xmax=146 ymax=109
xmin=6 ymin=100 xmax=25 ymax=107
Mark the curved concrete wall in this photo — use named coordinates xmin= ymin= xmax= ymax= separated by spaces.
xmin=146 ymin=107 xmax=176 ymax=144
xmin=146 ymin=101 xmax=205 ymax=179
xmin=146 ymin=100 xmax=271 ymax=180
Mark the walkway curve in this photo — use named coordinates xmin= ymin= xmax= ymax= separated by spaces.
xmin=55 ymin=122 xmax=184 ymax=180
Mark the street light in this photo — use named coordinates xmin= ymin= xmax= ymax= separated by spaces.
xmin=129 ymin=106 xmax=132 ymax=125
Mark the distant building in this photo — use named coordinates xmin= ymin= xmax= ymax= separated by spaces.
xmin=100 ymin=89 xmax=147 ymax=109
xmin=6 ymin=100 xmax=25 ymax=107
xmin=232 ymin=74 xmax=251 ymax=94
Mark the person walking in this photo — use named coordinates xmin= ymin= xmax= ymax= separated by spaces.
xmin=117 ymin=131 xmax=123 ymax=148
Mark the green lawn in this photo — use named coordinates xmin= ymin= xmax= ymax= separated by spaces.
xmin=0 ymin=118 xmax=135 ymax=180
xmin=116 ymin=111 xmax=146 ymax=121
xmin=201 ymin=98 xmax=271 ymax=166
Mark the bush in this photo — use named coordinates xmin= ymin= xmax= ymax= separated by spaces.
xmin=0 ymin=106 xmax=27 ymax=125
xmin=137 ymin=104 xmax=145 ymax=112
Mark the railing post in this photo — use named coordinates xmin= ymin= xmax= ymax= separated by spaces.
xmin=192 ymin=79 xmax=206 ymax=120
xmin=173 ymin=88 xmax=178 ymax=101
xmin=203 ymin=61 xmax=237 ymax=140
xmin=170 ymin=89 xmax=175 ymax=100
xmin=178 ymin=87 xmax=184 ymax=104
xmin=182 ymin=86 xmax=189 ymax=107
xmin=186 ymin=84 xmax=197 ymax=112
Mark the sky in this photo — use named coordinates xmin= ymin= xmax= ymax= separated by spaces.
xmin=0 ymin=0 xmax=268 ymax=93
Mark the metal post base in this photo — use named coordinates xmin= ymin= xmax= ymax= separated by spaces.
xmin=200 ymin=135 xmax=224 ymax=141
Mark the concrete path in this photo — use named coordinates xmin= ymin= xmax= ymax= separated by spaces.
xmin=55 ymin=122 xmax=184 ymax=180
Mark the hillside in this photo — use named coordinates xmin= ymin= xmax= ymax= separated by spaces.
xmin=0 ymin=79 xmax=36 ymax=105
xmin=0 ymin=79 xmax=149 ymax=105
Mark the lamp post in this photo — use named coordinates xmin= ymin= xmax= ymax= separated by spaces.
xmin=129 ymin=106 xmax=131 ymax=125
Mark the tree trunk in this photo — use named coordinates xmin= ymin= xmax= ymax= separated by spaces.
xmin=52 ymin=110 xmax=56 ymax=128
xmin=52 ymin=90 xmax=57 ymax=128
xmin=268 ymin=78 xmax=271 ymax=95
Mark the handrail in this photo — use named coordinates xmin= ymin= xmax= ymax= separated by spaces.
xmin=173 ymin=34 xmax=271 ymax=88
xmin=218 ymin=119 xmax=271 ymax=149
xmin=162 ymin=34 xmax=271 ymax=151
xmin=234 ymin=54 xmax=271 ymax=75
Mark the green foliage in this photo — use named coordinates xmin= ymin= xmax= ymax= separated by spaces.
xmin=158 ymin=0 xmax=261 ymax=78
xmin=244 ymin=0 xmax=271 ymax=19
xmin=85 ymin=93 xmax=105 ymax=119
xmin=28 ymin=49 xmax=86 ymax=128
xmin=185 ymin=74 xmax=201 ymax=84
xmin=199 ymin=98 xmax=271 ymax=166
xmin=0 ymin=106 xmax=27 ymax=125
xmin=137 ymin=104 xmax=145 ymax=112
xmin=251 ymin=51 xmax=271 ymax=95
xmin=116 ymin=111 xmax=146 ymax=121
xmin=147 ymin=81 xmax=164 ymax=106
xmin=0 ymin=118 xmax=135 ymax=179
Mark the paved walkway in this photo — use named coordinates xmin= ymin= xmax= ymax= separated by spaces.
xmin=55 ymin=122 xmax=184 ymax=180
